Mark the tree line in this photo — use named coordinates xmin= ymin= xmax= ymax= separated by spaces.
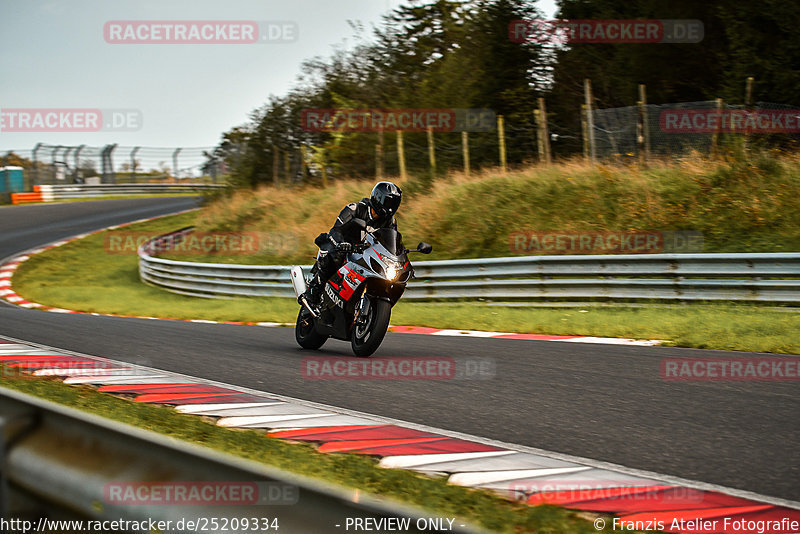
xmin=214 ymin=0 xmax=800 ymax=187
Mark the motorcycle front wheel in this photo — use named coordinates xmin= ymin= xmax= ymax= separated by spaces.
xmin=295 ymin=308 xmax=327 ymax=350
xmin=351 ymin=298 xmax=391 ymax=357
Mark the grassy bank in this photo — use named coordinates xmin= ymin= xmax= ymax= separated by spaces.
xmin=9 ymin=212 xmax=800 ymax=354
xmin=185 ymin=152 xmax=800 ymax=265
xmin=0 ymin=372 xmax=613 ymax=534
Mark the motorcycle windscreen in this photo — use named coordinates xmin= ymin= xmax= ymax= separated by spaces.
xmin=371 ymin=228 xmax=405 ymax=256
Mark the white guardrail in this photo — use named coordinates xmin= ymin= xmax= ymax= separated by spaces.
xmin=138 ymin=228 xmax=800 ymax=303
xmin=38 ymin=183 xmax=224 ymax=201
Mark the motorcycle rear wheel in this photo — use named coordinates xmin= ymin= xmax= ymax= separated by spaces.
xmin=295 ymin=308 xmax=327 ymax=350
xmin=351 ymin=298 xmax=391 ymax=357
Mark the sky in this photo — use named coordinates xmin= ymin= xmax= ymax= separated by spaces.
xmin=1 ymin=0 xmax=558 ymax=161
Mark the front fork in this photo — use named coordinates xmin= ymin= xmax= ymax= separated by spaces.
xmin=352 ymin=287 xmax=370 ymax=329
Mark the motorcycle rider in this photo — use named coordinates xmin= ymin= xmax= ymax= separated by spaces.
xmin=299 ymin=181 xmax=402 ymax=312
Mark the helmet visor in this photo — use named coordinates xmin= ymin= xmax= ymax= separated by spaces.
xmin=381 ymin=193 xmax=401 ymax=216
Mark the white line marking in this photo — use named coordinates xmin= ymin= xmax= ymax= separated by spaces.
xmin=176 ymin=402 xmax=281 ymax=414
xmin=432 ymin=329 xmax=510 ymax=338
xmin=449 ymin=467 xmax=590 ymax=487
xmin=217 ymin=414 xmax=336 ymax=427
xmin=560 ymin=336 xmax=664 ymax=346
xmin=33 ymin=368 xmax=132 ymax=376
xmin=63 ymin=374 xmax=170 ymax=384
xmin=380 ymin=451 xmax=516 ymax=469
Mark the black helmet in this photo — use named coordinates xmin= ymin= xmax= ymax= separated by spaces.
xmin=370 ymin=181 xmax=402 ymax=219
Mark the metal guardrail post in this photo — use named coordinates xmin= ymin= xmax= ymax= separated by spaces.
xmin=31 ymin=143 xmax=42 ymax=188
xmin=73 ymin=145 xmax=85 ymax=183
xmin=50 ymin=145 xmax=63 ymax=183
xmin=131 ymin=146 xmax=141 ymax=183
xmin=172 ymin=148 xmax=181 ymax=181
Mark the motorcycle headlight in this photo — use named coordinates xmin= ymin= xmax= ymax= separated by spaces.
xmin=386 ymin=265 xmax=398 ymax=280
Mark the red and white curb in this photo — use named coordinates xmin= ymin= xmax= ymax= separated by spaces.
xmin=1 ymin=335 xmax=798 ymax=534
xmin=0 ymin=210 xmax=195 ymax=312
xmin=0 ymin=233 xmax=663 ymax=346
xmin=387 ymin=326 xmax=663 ymax=346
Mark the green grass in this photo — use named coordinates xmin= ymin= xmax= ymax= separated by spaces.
xmin=391 ymin=304 xmax=800 ymax=354
xmin=10 ymin=211 xmax=800 ymax=354
xmin=0 ymin=372 xmax=625 ymax=534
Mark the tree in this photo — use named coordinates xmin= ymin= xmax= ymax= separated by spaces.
xmin=717 ymin=0 xmax=800 ymax=105
xmin=541 ymin=0 xmax=800 ymax=157
xmin=1 ymin=152 xmax=34 ymax=168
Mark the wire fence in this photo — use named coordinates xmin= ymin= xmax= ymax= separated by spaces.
xmin=0 ymin=144 xmax=222 ymax=188
xmin=224 ymin=97 xmax=800 ymax=186
xmin=592 ymin=100 xmax=800 ymax=160
xmin=3 ymin=99 xmax=798 ymax=191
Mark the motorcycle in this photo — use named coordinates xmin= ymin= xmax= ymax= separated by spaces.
xmin=291 ymin=218 xmax=432 ymax=357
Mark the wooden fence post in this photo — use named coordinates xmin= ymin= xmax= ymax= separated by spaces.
xmin=581 ymin=104 xmax=589 ymax=160
xmin=498 ymin=115 xmax=507 ymax=172
xmin=462 ymin=131 xmax=470 ymax=177
xmin=537 ymin=97 xmax=552 ymax=164
xmin=637 ymin=84 xmax=650 ymax=163
xmin=397 ymin=130 xmax=407 ymax=180
xmin=711 ymin=98 xmax=724 ymax=157
xmin=584 ymin=78 xmax=596 ymax=163
xmin=427 ymin=127 xmax=436 ymax=173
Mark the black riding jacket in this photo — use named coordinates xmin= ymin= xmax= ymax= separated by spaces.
xmin=327 ymin=198 xmax=397 ymax=247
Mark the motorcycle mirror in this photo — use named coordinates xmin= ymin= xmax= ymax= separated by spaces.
xmin=416 ymin=242 xmax=433 ymax=254
xmin=313 ymin=233 xmax=328 ymax=247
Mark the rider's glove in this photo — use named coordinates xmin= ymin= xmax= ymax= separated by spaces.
xmin=336 ymin=242 xmax=354 ymax=253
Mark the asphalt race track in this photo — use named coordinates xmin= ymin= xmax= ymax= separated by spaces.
xmin=0 ymin=198 xmax=797 ymax=502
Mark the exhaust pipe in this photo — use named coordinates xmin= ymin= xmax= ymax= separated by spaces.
xmin=290 ymin=266 xmax=307 ymax=297
xmin=291 ymin=266 xmax=319 ymax=318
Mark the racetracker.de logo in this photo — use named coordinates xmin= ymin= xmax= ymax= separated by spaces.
xmin=104 ymin=231 xmax=284 ymax=255
xmin=508 ymin=230 xmax=703 ymax=255
xmin=301 ymin=356 xmax=495 ymax=381
xmin=509 ymin=19 xmax=703 ymax=44
xmin=104 ymin=481 xmax=298 ymax=505
xmin=104 ymin=20 xmax=298 ymax=44
xmin=302 ymin=357 xmax=456 ymax=380
xmin=660 ymin=109 xmax=800 ymax=134
xmin=508 ymin=481 xmax=706 ymax=505
xmin=1 ymin=359 xmax=115 ymax=377
xmin=300 ymin=108 xmax=496 ymax=132
xmin=0 ymin=108 xmax=141 ymax=132
xmin=661 ymin=357 xmax=800 ymax=381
